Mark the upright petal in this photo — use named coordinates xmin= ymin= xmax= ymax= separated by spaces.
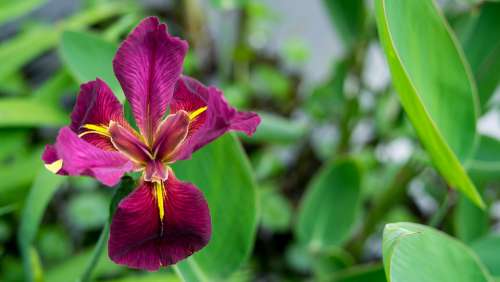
xmin=170 ymin=76 xmax=260 ymax=160
xmin=70 ymin=78 xmax=126 ymax=151
xmin=152 ymin=111 xmax=190 ymax=162
xmin=109 ymin=121 xmax=152 ymax=164
xmin=113 ymin=16 xmax=188 ymax=146
xmin=51 ymin=127 xmax=134 ymax=186
xmin=108 ymin=170 xmax=211 ymax=270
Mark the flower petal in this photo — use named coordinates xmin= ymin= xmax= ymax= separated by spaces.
xmin=170 ymin=76 xmax=261 ymax=160
xmin=42 ymin=145 xmax=67 ymax=175
xmin=109 ymin=121 xmax=152 ymax=164
xmin=144 ymin=160 xmax=167 ymax=182
xmin=70 ymin=78 xmax=126 ymax=151
xmin=152 ymin=111 xmax=190 ymax=162
xmin=51 ymin=127 xmax=134 ymax=186
xmin=113 ymin=16 xmax=188 ymax=146
xmin=108 ymin=169 xmax=211 ymax=270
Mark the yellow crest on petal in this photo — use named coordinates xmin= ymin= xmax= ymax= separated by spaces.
xmin=44 ymin=159 xmax=63 ymax=174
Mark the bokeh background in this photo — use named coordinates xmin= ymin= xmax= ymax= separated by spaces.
xmin=1 ymin=0 xmax=499 ymax=281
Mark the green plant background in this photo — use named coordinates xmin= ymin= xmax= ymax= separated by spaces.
xmin=1 ymin=0 xmax=500 ymax=281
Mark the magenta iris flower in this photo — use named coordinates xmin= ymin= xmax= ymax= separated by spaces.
xmin=42 ymin=17 xmax=260 ymax=271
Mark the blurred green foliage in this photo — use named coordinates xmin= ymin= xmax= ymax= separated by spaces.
xmin=0 ymin=0 xmax=499 ymax=282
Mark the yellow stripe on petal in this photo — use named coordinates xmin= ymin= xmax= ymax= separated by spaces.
xmin=188 ymin=106 xmax=207 ymax=120
xmin=78 ymin=123 xmax=110 ymax=138
xmin=44 ymin=159 xmax=63 ymax=174
xmin=155 ymin=181 xmax=165 ymax=221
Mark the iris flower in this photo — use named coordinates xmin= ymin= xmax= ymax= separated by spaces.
xmin=42 ymin=17 xmax=260 ymax=270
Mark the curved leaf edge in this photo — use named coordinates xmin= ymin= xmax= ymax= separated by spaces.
xmin=375 ymin=0 xmax=484 ymax=208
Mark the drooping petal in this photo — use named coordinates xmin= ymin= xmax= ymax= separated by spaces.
xmin=109 ymin=121 xmax=152 ymax=164
xmin=108 ymin=169 xmax=211 ymax=271
xmin=169 ymin=76 xmax=260 ymax=160
xmin=113 ymin=16 xmax=188 ymax=146
xmin=70 ymin=78 xmax=126 ymax=151
xmin=51 ymin=127 xmax=134 ymax=186
xmin=42 ymin=145 xmax=67 ymax=175
xmin=152 ymin=111 xmax=190 ymax=162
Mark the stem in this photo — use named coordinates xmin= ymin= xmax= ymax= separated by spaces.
xmin=428 ymin=188 xmax=454 ymax=228
xmin=79 ymin=222 xmax=110 ymax=282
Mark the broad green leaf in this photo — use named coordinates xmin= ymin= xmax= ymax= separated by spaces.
xmin=471 ymin=235 xmax=500 ymax=277
xmin=296 ymin=159 xmax=361 ymax=251
xmin=60 ymin=31 xmax=123 ymax=100
xmin=18 ymin=169 xmax=65 ymax=282
xmin=383 ymin=222 xmax=493 ymax=282
xmin=0 ymin=0 xmax=46 ymax=25
xmin=461 ymin=2 xmax=500 ymax=109
xmin=322 ymin=0 xmax=367 ymax=49
xmin=375 ymin=0 xmax=484 ymax=207
xmin=242 ymin=112 xmax=308 ymax=144
xmin=334 ymin=264 xmax=386 ymax=282
xmin=173 ymin=134 xmax=258 ymax=281
xmin=0 ymin=98 xmax=68 ymax=127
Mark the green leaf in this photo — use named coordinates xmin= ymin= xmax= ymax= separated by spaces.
xmin=333 ymin=264 xmax=386 ymax=282
xmin=0 ymin=0 xmax=46 ymax=25
xmin=0 ymin=24 xmax=58 ymax=81
xmin=296 ymin=159 xmax=361 ymax=251
xmin=242 ymin=112 xmax=309 ymax=144
xmin=0 ymin=4 xmax=126 ymax=81
xmin=0 ymin=98 xmax=68 ymax=127
xmin=0 ymin=130 xmax=28 ymax=161
xmin=60 ymin=31 xmax=123 ymax=100
xmin=471 ymin=235 xmax=500 ymax=277
xmin=461 ymin=2 xmax=500 ymax=109
xmin=250 ymin=65 xmax=291 ymax=101
xmin=67 ymin=192 xmax=109 ymax=230
xmin=46 ymin=247 xmax=122 ymax=282
xmin=105 ymin=272 xmax=181 ymax=282
xmin=259 ymin=186 xmax=292 ymax=232
xmin=454 ymin=187 xmax=489 ymax=244
xmin=173 ymin=134 xmax=258 ymax=281
xmin=466 ymin=135 xmax=500 ymax=181
xmin=18 ymin=169 xmax=65 ymax=282
xmin=375 ymin=0 xmax=484 ymax=207
xmin=383 ymin=222 xmax=493 ymax=282
xmin=322 ymin=0 xmax=367 ymax=49
xmin=0 ymin=147 xmax=45 ymax=206
xmin=80 ymin=178 xmax=135 ymax=282
xmin=32 ymin=70 xmax=76 ymax=106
